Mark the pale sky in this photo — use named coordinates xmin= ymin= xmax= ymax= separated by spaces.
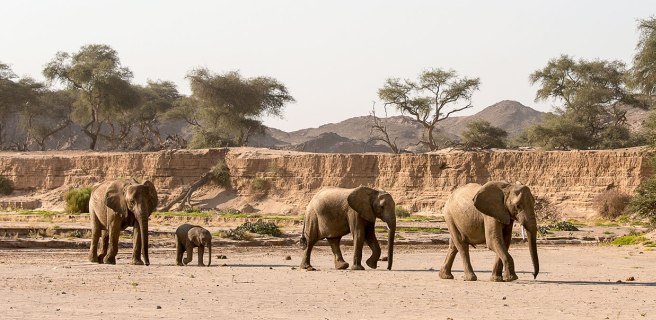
xmin=2 ymin=1 xmax=653 ymax=131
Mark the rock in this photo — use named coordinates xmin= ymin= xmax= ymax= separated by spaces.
xmin=156 ymin=306 xmax=162 ymax=310
xmin=626 ymin=276 xmax=635 ymax=281
xmin=216 ymin=255 xmax=227 ymax=259
xmin=379 ymin=256 xmax=388 ymax=261
xmin=284 ymin=255 xmax=291 ymax=260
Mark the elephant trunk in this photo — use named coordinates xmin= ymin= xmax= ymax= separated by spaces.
xmin=140 ymin=216 xmax=150 ymax=266
xmin=207 ymin=240 xmax=212 ymax=267
xmin=386 ymin=219 xmax=395 ymax=270
xmin=522 ymin=219 xmax=539 ymax=279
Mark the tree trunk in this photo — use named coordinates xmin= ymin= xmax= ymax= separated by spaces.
xmin=161 ymin=172 xmax=213 ymax=211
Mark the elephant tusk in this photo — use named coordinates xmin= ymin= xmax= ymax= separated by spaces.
xmin=521 ymin=227 xmax=526 ymax=241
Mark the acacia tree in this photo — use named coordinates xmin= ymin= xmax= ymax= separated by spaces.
xmin=369 ymin=104 xmax=400 ymax=153
xmin=632 ymin=16 xmax=656 ymax=105
xmin=166 ymin=68 xmax=295 ymax=148
xmin=43 ymin=44 xmax=138 ymax=150
xmin=378 ymin=68 xmax=480 ymax=151
xmin=0 ymin=62 xmax=23 ymax=148
xmin=22 ymin=88 xmax=74 ymax=151
xmin=526 ymin=55 xmax=641 ymax=149
xmin=460 ymin=120 xmax=508 ymax=149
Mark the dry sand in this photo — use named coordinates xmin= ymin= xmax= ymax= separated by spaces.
xmin=0 ymin=245 xmax=654 ymax=319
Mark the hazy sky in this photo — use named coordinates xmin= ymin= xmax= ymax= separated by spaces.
xmin=2 ymin=1 xmax=653 ymax=131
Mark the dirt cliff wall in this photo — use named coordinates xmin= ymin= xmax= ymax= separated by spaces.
xmin=0 ymin=147 xmax=650 ymax=218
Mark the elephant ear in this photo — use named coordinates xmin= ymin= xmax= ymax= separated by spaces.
xmin=347 ymin=186 xmax=377 ymax=223
xmin=142 ymin=180 xmax=158 ymax=213
xmin=473 ymin=182 xmax=511 ymax=225
xmin=105 ymin=181 xmax=128 ymax=220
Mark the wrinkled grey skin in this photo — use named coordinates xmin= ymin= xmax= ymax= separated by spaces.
xmin=88 ymin=179 xmax=158 ymax=265
xmin=439 ymin=181 xmax=539 ymax=282
xmin=175 ymin=224 xmax=212 ymax=267
xmin=300 ymin=186 xmax=396 ymax=271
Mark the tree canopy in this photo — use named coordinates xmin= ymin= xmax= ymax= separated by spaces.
xmin=378 ymin=68 xmax=480 ymax=151
xmin=460 ymin=120 xmax=507 ymax=149
xmin=166 ymin=68 xmax=295 ymax=148
xmin=632 ymin=16 xmax=656 ymax=103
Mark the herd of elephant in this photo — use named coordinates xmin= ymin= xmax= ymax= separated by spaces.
xmin=88 ymin=179 xmax=539 ymax=282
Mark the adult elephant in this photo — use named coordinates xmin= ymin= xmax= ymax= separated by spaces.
xmin=88 ymin=179 xmax=158 ymax=265
xmin=439 ymin=181 xmax=539 ymax=282
xmin=300 ymin=186 xmax=396 ymax=271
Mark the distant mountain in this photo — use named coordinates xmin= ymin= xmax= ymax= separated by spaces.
xmin=251 ymin=100 xmax=547 ymax=152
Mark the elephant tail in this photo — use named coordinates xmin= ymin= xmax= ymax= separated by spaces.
xmin=300 ymin=219 xmax=307 ymax=249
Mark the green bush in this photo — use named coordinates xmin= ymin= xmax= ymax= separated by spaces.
xmin=211 ymin=160 xmax=231 ymax=187
xmin=395 ymin=206 xmax=411 ymax=218
xmin=64 ymin=187 xmax=93 ymax=213
xmin=233 ymin=221 xmax=282 ymax=237
xmin=611 ymin=234 xmax=646 ymax=246
xmin=0 ymin=176 xmax=14 ymax=195
xmin=628 ymin=172 xmax=656 ymax=224
xmin=250 ymin=178 xmax=268 ymax=192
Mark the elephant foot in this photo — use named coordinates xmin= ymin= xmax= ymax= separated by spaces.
xmin=89 ymin=254 xmax=99 ymax=263
xmin=132 ymin=259 xmax=144 ymax=265
xmin=504 ymin=274 xmax=518 ymax=282
xmin=177 ymin=262 xmax=184 ymax=266
xmin=490 ymin=275 xmax=504 ymax=282
xmin=198 ymin=263 xmax=206 ymax=267
xmin=439 ymin=271 xmax=454 ymax=280
xmin=463 ymin=273 xmax=477 ymax=281
xmin=183 ymin=258 xmax=192 ymax=265
xmin=365 ymin=257 xmax=378 ymax=269
xmin=350 ymin=264 xmax=365 ymax=271
xmin=334 ymin=261 xmax=349 ymax=270
xmin=103 ymin=256 xmax=116 ymax=265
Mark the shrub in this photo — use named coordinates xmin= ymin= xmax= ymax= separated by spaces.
xmin=250 ymin=178 xmax=268 ymax=193
xmin=223 ymin=228 xmax=253 ymax=241
xmin=594 ymin=189 xmax=631 ymax=219
xmin=534 ymin=197 xmax=561 ymax=222
xmin=395 ymin=206 xmax=411 ymax=218
xmin=611 ymin=234 xmax=646 ymax=246
xmin=0 ymin=176 xmax=14 ymax=195
xmin=64 ymin=187 xmax=93 ymax=213
xmin=211 ymin=160 xmax=231 ymax=187
xmin=233 ymin=221 xmax=281 ymax=237
xmin=628 ymin=173 xmax=656 ymax=224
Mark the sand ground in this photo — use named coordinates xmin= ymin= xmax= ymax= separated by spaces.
xmin=0 ymin=245 xmax=654 ymax=320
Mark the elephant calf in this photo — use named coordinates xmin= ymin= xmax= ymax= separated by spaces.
xmin=175 ymin=224 xmax=212 ymax=267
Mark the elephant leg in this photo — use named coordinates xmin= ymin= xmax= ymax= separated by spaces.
xmin=300 ymin=236 xmax=318 ymax=270
xmin=327 ymin=237 xmax=349 ymax=270
xmin=197 ymin=245 xmax=205 ymax=267
xmin=350 ymin=228 xmax=365 ymax=271
xmin=98 ymin=230 xmax=109 ymax=263
xmin=176 ymin=236 xmax=184 ymax=266
xmin=439 ymin=238 xmax=458 ymax=279
xmin=489 ymin=225 xmax=517 ymax=282
xmin=183 ymin=242 xmax=194 ymax=265
xmin=89 ymin=214 xmax=101 ymax=263
xmin=132 ymin=224 xmax=144 ymax=265
xmin=450 ymin=234 xmax=476 ymax=281
xmin=104 ymin=220 xmax=121 ymax=265
xmin=364 ymin=224 xmax=381 ymax=269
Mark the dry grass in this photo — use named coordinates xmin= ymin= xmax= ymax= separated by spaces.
xmin=593 ymin=189 xmax=631 ymax=219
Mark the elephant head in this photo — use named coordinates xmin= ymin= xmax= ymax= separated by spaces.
xmin=191 ymin=228 xmax=212 ymax=267
xmin=105 ymin=180 xmax=158 ymax=266
xmin=472 ymin=181 xmax=539 ymax=279
xmin=348 ymin=186 xmax=396 ymax=270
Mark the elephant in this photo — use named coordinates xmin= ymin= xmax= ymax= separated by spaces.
xmin=88 ymin=179 xmax=158 ymax=265
xmin=439 ymin=181 xmax=539 ymax=282
xmin=300 ymin=186 xmax=396 ymax=271
xmin=175 ymin=224 xmax=212 ymax=267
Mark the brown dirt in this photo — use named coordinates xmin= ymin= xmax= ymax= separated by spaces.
xmin=0 ymin=245 xmax=654 ymax=319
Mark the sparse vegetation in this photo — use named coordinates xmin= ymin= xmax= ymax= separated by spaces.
xmin=63 ymin=187 xmax=92 ymax=213
xmin=460 ymin=120 xmax=508 ymax=149
xmin=250 ymin=178 xmax=268 ymax=193
xmin=153 ymin=211 xmax=214 ymax=218
xmin=534 ymin=197 xmax=561 ymax=222
xmin=395 ymin=206 xmax=411 ymax=218
xmin=0 ymin=176 xmax=14 ymax=195
xmin=231 ymin=221 xmax=282 ymax=237
xmin=211 ymin=160 xmax=231 ymax=187
xmin=593 ymin=189 xmax=631 ymax=219
xmin=223 ymin=228 xmax=253 ymax=241
xmin=611 ymin=234 xmax=647 ymax=246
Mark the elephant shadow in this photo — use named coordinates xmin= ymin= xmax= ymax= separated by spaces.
xmin=535 ymin=280 xmax=656 ymax=287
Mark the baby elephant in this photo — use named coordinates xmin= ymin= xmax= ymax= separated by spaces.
xmin=175 ymin=224 xmax=212 ymax=267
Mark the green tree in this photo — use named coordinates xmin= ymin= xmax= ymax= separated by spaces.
xmin=0 ymin=62 xmax=24 ymax=148
xmin=526 ymin=55 xmax=641 ymax=149
xmin=131 ymin=80 xmax=181 ymax=149
xmin=166 ymin=68 xmax=294 ymax=148
xmin=460 ymin=120 xmax=508 ymax=149
xmin=43 ymin=44 xmax=138 ymax=150
xmin=378 ymin=68 xmax=480 ymax=151
xmin=631 ymin=16 xmax=656 ymax=105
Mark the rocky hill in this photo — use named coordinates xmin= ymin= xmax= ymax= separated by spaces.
xmin=254 ymin=100 xmax=546 ymax=152
xmin=0 ymin=147 xmax=649 ymax=218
